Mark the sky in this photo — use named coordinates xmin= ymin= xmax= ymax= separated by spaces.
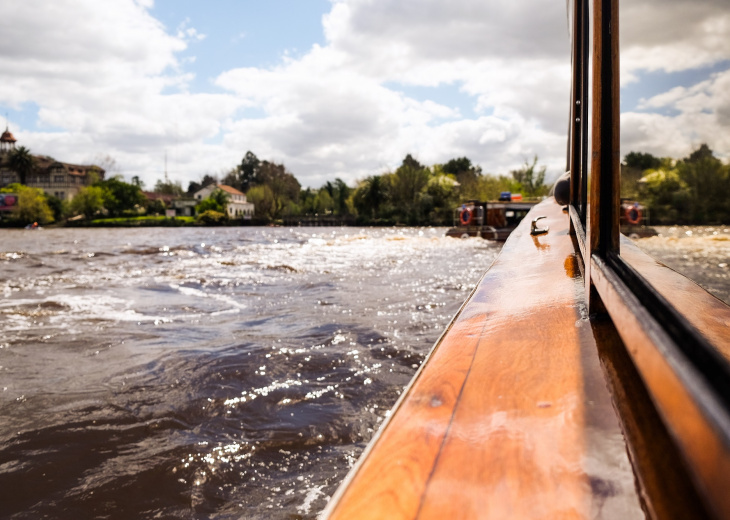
xmin=1 ymin=0 xmax=728 ymax=189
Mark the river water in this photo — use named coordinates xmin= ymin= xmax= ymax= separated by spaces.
xmin=0 ymin=227 xmax=497 ymax=519
xmin=1 ymin=225 xmax=728 ymax=519
xmin=635 ymin=225 xmax=730 ymax=305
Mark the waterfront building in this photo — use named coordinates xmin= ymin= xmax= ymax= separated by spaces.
xmin=193 ymin=184 xmax=254 ymax=219
xmin=0 ymin=127 xmax=104 ymax=200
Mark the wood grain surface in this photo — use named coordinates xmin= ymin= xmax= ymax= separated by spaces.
xmin=592 ymin=241 xmax=730 ymax=518
xmin=324 ymin=200 xmax=644 ymax=519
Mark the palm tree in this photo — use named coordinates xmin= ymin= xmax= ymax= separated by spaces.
xmin=9 ymin=146 xmax=35 ymax=185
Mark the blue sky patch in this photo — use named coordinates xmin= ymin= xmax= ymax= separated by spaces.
xmin=151 ymin=0 xmax=331 ymax=94
xmin=621 ymin=60 xmax=730 ymax=114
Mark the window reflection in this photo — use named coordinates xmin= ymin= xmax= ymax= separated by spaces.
xmin=619 ymin=0 xmax=730 ymax=304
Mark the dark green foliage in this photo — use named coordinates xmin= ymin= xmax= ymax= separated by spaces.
xmin=390 ymin=158 xmax=430 ymax=224
xmin=187 ymin=181 xmax=202 ymax=195
xmin=248 ymin=161 xmax=301 ymax=221
xmin=146 ymin=199 xmax=166 ymax=215
xmin=8 ymin=146 xmax=35 ymax=185
xmin=70 ymin=186 xmax=108 ymax=219
xmin=196 ymin=210 xmax=228 ymax=225
xmin=2 ymin=184 xmax=54 ymax=225
xmin=95 ymin=177 xmax=146 ymax=217
xmin=353 ymin=176 xmax=387 ymax=218
xmin=153 ymin=179 xmax=184 ymax=196
xmin=624 ymin=151 xmax=662 ymax=171
xmin=510 ymin=156 xmax=548 ymax=197
xmin=238 ymin=151 xmax=261 ymax=192
xmin=196 ymin=188 xmax=230 ymax=214
xmin=45 ymin=194 xmax=67 ymax=222
xmin=634 ymin=144 xmax=730 ymax=224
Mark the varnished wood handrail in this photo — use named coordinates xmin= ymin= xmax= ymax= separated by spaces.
xmin=323 ymin=201 xmax=648 ymax=519
xmin=590 ymin=238 xmax=730 ymax=519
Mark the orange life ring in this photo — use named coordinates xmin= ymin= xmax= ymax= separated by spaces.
xmin=625 ymin=206 xmax=641 ymax=225
xmin=460 ymin=208 xmax=473 ymax=225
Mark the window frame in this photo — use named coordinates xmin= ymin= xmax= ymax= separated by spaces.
xmin=568 ymin=0 xmax=730 ymax=515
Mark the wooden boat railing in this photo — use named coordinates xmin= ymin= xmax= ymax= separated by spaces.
xmin=323 ymin=0 xmax=730 ymax=518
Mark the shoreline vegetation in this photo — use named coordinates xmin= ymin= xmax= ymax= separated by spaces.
xmin=1 ymin=144 xmax=728 ymax=229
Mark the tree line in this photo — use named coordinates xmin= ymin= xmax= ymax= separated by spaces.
xmin=183 ymin=151 xmax=550 ymax=225
xmin=1 ymin=147 xmax=552 ymax=226
xmin=4 ymin=142 xmax=727 ymax=227
xmin=622 ymin=144 xmax=730 ymax=225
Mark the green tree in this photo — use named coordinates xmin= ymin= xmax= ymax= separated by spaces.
xmin=333 ymin=178 xmax=352 ymax=215
xmin=187 ymin=180 xmax=202 ymax=196
xmin=153 ymin=179 xmax=184 ymax=196
xmin=510 ymin=156 xmax=548 ymax=197
xmin=622 ymin=151 xmax=663 ymax=199
xmin=131 ymin=175 xmax=145 ymax=189
xmin=238 ymin=151 xmax=261 ymax=192
xmin=14 ymin=186 xmax=53 ymax=225
xmin=677 ymin=144 xmax=729 ymax=223
xmin=253 ymin=161 xmax=301 ymax=220
xmin=390 ymin=156 xmax=430 ymax=224
xmin=8 ymin=146 xmax=36 ymax=185
xmin=624 ymin=151 xmax=661 ymax=171
xmin=442 ymin=157 xmax=482 ymax=197
xmin=425 ymin=170 xmax=460 ymax=224
xmin=247 ymin=184 xmax=276 ymax=220
xmin=221 ymin=168 xmax=242 ymax=191
xmin=195 ymin=188 xmax=230 ymax=214
xmin=353 ymin=175 xmax=388 ymax=219
xmin=95 ymin=176 xmax=146 ymax=216
xmin=314 ymin=189 xmax=334 ymax=214
xmin=196 ymin=210 xmax=228 ymax=225
xmin=71 ymin=186 xmax=108 ymax=219
xmin=638 ymin=165 xmax=689 ymax=223
xmin=685 ymin=144 xmax=714 ymax=164
xmin=470 ymin=174 xmax=514 ymax=202
xmin=45 ymin=194 xmax=67 ymax=222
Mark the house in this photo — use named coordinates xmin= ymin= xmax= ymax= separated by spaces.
xmin=193 ymin=184 xmax=254 ymax=219
xmin=0 ymin=126 xmax=104 ymax=200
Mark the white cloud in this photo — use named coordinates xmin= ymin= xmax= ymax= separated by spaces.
xmin=0 ymin=0 xmax=728 ymax=191
xmin=621 ymin=0 xmax=730 ymax=79
xmin=622 ymin=68 xmax=730 ymax=160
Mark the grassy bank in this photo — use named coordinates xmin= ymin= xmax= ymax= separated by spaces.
xmin=67 ymin=216 xmax=195 ymax=227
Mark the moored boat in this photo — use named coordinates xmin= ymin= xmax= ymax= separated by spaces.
xmin=620 ymin=199 xmax=658 ymax=238
xmin=445 ymin=198 xmax=538 ymax=241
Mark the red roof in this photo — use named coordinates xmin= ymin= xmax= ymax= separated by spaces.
xmin=217 ymin=184 xmax=245 ymax=196
xmin=143 ymin=191 xmax=175 ymax=203
xmin=1 ymin=130 xmax=17 ymax=143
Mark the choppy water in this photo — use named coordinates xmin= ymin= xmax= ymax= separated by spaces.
xmin=1 ymin=225 xmax=728 ymax=519
xmin=634 ymin=225 xmax=730 ymax=305
xmin=0 ymin=227 xmax=497 ymax=519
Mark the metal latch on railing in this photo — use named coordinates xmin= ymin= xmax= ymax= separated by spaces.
xmin=531 ymin=216 xmax=549 ymax=235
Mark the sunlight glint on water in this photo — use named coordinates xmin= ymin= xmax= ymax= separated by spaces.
xmin=0 ymin=226 xmax=498 ymax=519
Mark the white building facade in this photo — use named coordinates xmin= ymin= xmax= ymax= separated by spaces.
xmin=193 ymin=184 xmax=254 ymax=219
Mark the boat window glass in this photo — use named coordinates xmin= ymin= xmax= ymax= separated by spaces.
xmin=572 ymin=4 xmax=730 ymax=510
xmin=568 ymin=0 xmax=591 ymax=243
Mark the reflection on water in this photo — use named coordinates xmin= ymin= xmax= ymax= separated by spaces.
xmin=633 ymin=225 xmax=730 ymax=305
xmin=0 ymin=227 xmax=498 ymax=519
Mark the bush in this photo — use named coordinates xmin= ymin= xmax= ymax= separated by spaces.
xmin=196 ymin=210 xmax=228 ymax=225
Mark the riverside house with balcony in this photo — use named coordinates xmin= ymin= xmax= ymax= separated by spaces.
xmin=0 ymin=127 xmax=104 ymax=200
